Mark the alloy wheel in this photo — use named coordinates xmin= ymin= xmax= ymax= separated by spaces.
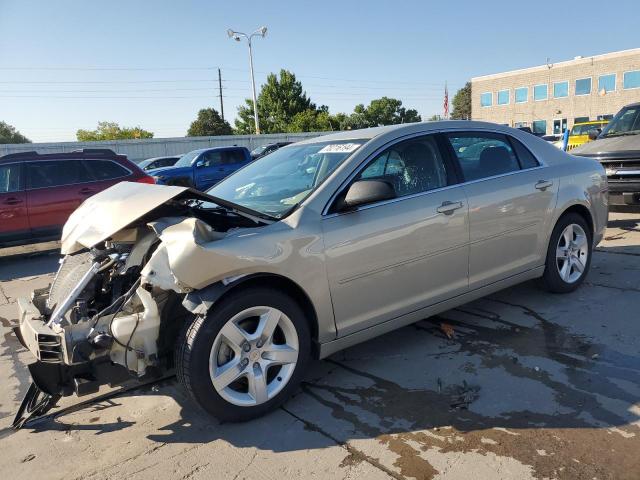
xmin=209 ymin=306 xmax=299 ymax=407
xmin=555 ymin=223 xmax=589 ymax=284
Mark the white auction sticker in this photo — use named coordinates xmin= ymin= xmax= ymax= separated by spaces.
xmin=318 ymin=143 xmax=360 ymax=154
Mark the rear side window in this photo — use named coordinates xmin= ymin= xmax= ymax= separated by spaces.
xmin=446 ymin=133 xmax=521 ymax=181
xmin=27 ymin=160 xmax=93 ymax=189
xmin=83 ymin=160 xmax=129 ymax=180
xmin=224 ymin=149 xmax=246 ymax=164
xmin=0 ymin=163 xmax=22 ymax=193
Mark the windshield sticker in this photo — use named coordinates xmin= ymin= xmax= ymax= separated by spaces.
xmin=318 ymin=143 xmax=361 ymax=154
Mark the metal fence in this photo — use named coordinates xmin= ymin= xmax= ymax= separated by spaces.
xmin=0 ymin=131 xmax=331 ymax=163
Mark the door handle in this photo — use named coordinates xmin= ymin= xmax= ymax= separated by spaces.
xmin=535 ymin=180 xmax=553 ymax=191
xmin=436 ymin=201 xmax=463 ymax=215
xmin=3 ymin=197 xmax=22 ymax=205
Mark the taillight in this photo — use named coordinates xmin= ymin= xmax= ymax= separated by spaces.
xmin=136 ymin=175 xmax=156 ymax=184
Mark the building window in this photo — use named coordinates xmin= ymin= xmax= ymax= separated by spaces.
xmin=514 ymin=122 xmax=528 ymax=128
xmin=597 ymin=114 xmax=614 ymax=121
xmin=533 ymin=84 xmax=548 ymax=101
xmin=532 ymin=120 xmax=547 ymax=134
xmin=553 ymin=81 xmax=569 ymax=98
xmin=497 ymin=89 xmax=509 ymax=105
xmin=514 ymin=87 xmax=528 ymax=103
xmin=574 ymin=116 xmax=589 ymax=124
xmin=623 ymin=70 xmax=640 ymax=89
xmin=575 ymin=77 xmax=592 ymax=95
xmin=480 ymin=92 xmax=492 ymax=107
xmin=598 ymin=74 xmax=616 ymax=93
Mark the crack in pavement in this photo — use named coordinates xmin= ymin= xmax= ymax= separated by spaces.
xmin=595 ymin=249 xmax=640 ymax=257
xmin=280 ymin=405 xmax=401 ymax=480
xmin=585 ymin=281 xmax=640 ymax=293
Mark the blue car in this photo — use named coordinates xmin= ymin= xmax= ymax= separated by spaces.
xmin=149 ymin=146 xmax=252 ymax=190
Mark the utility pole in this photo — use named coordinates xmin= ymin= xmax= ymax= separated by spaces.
xmin=218 ymin=68 xmax=224 ymax=121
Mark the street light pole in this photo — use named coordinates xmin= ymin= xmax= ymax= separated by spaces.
xmin=227 ymin=26 xmax=268 ymax=135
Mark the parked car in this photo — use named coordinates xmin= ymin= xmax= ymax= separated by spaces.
xmin=12 ymin=122 xmax=607 ymax=427
xmin=150 ymin=146 xmax=252 ymax=190
xmin=0 ymin=149 xmax=154 ymax=248
xmin=138 ymin=155 xmax=180 ymax=171
xmin=250 ymin=142 xmax=293 ymax=160
xmin=566 ymin=120 xmax=609 ymax=151
xmin=572 ymin=103 xmax=640 ymax=212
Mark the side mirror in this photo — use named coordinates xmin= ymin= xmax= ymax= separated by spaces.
xmin=588 ymin=128 xmax=601 ymax=140
xmin=195 ymin=159 xmax=206 ymax=168
xmin=338 ymin=179 xmax=396 ymax=211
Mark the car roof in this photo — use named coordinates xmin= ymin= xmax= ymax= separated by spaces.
xmin=574 ymin=120 xmax=608 ymax=126
xmin=0 ymin=148 xmax=127 ymax=163
xmin=293 ymin=121 xmax=522 ymax=146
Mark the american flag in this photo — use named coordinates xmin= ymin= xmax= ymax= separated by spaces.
xmin=443 ymin=82 xmax=449 ymax=119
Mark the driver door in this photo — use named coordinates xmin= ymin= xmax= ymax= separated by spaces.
xmin=194 ymin=150 xmax=224 ymax=190
xmin=322 ymin=134 xmax=469 ymax=336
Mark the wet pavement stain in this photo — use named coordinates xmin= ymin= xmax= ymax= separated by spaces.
xmin=300 ymin=298 xmax=640 ymax=479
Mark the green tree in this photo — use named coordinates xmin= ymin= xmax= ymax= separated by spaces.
xmin=76 ymin=122 xmax=154 ymax=141
xmin=0 ymin=121 xmax=31 ymax=144
xmin=287 ymin=109 xmax=335 ymax=133
xmin=450 ymin=82 xmax=471 ymax=120
xmin=187 ymin=108 xmax=232 ymax=136
xmin=347 ymin=97 xmax=421 ymax=128
xmin=235 ymin=70 xmax=315 ymax=134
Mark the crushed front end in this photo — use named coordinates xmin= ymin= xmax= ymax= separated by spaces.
xmin=11 ymin=182 xmax=265 ymax=428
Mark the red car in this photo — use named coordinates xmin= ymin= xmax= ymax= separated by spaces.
xmin=0 ymin=149 xmax=154 ymax=247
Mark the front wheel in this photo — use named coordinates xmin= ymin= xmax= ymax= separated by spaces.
xmin=176 ymin=287 xmax=311 ymax=422
xmin=540 ymin=213 xmax=592 ymax=293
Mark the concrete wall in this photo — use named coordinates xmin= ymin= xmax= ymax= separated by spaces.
xmin=471 ymin=48 xmax=640 ymax=135
xmin=0 ymin=131 xmax=331 ymax=163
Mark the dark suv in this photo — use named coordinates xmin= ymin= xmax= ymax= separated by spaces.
xmin=572 ymin=102 xmax=640 ymax=212
xmin=0 ymin=149 xmax=154 ymax=247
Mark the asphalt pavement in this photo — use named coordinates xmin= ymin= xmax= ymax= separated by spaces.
xmin=0 ymin=213 xmax=639 ymax=480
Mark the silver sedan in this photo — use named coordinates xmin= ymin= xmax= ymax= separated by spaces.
xmin=13 ymin=121 xmax=608 ymax=426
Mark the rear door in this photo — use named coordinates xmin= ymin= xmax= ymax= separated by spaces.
xmin=26 ymin=160 xmax=95 ymax=239
xmin=0 ymin=162 xmax=30 ymax=245
xmin=222 ymin=149 xmax=250 ymax=178
xmin=444 ymin=131 xmax=557 ymax=289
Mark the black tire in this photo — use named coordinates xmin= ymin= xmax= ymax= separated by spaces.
xmin=540 ymin=212 xmax=592 ymax=293
xmin=175 ymin=286 xmax=311 ymax=422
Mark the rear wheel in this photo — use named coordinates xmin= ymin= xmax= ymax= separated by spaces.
xmin=540 ymin=213 xmax=592 ymax=293
xmin=176 ymin=287 xmax=310 ymax=422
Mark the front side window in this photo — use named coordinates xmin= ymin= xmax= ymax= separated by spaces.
xmin=598 ymin=74 xmax=616 ymax=93
xmin=446 ymin=133 xmax=520 ymax=181
xmin=497 ymin=90 xmax=509 ymax=105
xmin=200 ymin=151 xmax=223 ymax=167
xmin=623 ymin=70 xmax=640 ymax=89
xmin=553 ymin=81 xmax=569 ymax=98
xmin=355 ymin=135 xmax=451 ymax=198
xmin=0 ymin=164 xmax=21 ymax=193
xmin=575 ymin=78 xmax=592 ymax=95
xmin=515 ymin=87 xmax=528 ymax=103
xmin=533 ymin=84 xmax=548 ymax=101
xmin=480 ymin=92 xmax=492 ymax=107
xmin=207 ymin=139 xmax=366 ymax=218
xmin=83 ymin=160 xmax=129 ymax=181
xmin=27 ymin=160 xmax=93 ymax=189
xmin=532 ymin=120 xmax=547 ymax=135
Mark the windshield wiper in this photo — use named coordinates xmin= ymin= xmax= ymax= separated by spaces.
xmin=192 ymin=193 xmax=276 ymax=223
xmin=602 ymin=130 xmax=640 ymax=138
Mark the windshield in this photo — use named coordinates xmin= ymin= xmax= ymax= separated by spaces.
xmin=174 ymin=150 xmax=201 ymax=168
xmin=206 ymin=140 xmax=366 ymax=218
xmin=601 ymin=106 xmax=640 ymax=138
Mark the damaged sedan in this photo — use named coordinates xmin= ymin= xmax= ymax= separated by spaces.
xmin=12 ymin=121 xmax=608 ymax=426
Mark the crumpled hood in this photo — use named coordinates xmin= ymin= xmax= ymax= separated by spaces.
xmin=147 ymin=165 xmax=193 ymax=178
xmin=61 ymin=182 xmax=214 ymax=254
xmin=572 ymin=134 xmax=640 ymax=158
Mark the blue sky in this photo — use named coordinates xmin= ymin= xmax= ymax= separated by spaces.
xmin=1 ymin=0 xmax=638 ymax=142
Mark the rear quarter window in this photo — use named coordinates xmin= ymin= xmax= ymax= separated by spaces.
xmin=83 ymin=160 xmax=130 ymax=180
